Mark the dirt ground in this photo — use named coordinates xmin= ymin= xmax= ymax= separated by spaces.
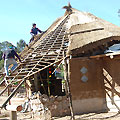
xmin=1 ymin=110 xmax=120 ymax=120
xmin=1 ymin=98 xmax=120 ymax=120
xmin=1 ymin=86 xmax=120 ymax=120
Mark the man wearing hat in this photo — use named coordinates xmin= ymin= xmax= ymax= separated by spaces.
xmin=2 ymin=46 xmax=21 ymax=76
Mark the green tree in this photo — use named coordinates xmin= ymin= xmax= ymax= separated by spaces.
xmin=0 ymin=60 xmax=4 ymax=70
xmin=0 ymin=51 xmax=3 ymax=70
xmin=0 ymin=51 xmax=3 ymax=61
xmin=17 ymin=39 xmax=26 ymax=52
xmin=0 ymin=41 xmax=16 ymax=70
xmin=0 ymin=41 xmax=15 ymax=51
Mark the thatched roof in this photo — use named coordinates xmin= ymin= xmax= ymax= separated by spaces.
xmin=20 ymin=3 xmax=120 ymax=58
xmin=67 ymin=8 xmax=120 ymax=56
xmin=20 ymin=16 xmax=66 ymax=58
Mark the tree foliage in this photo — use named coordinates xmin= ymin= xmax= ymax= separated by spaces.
xmin=0 ymin=51 xmax=3 ymax=61
xmin=0 ymin=41 xmax=17 ymax=70
xmin=0 ymin=60 xmax=4 ymax=70
xmin=17 ymin=39 xmax=26 ymax=52
xmin=0 ymin=41 xmax=15 ymax=52
xmin=0 ymin=41 xmax=16 ymax=61
xmin=0 ymin=40 xmax=26 ymax=70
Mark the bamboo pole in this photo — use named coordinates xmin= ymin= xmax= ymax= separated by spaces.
xmin=8 ymin=86 xmax=11 ymax=105
xmin=0 ymin=58 xmax=64 ymax=97
xmin=1 ymin=79 xmax=25 ymax=108
xmin=6 ymin=105 xmax=22 ymax=111
xmin=0 ymin=79 xmax=5 ymax=86
xmin=105 ymin=78 xmax=120 ymax=112
xmin=111 ymin=80 xmax=115 ymax=105
xmin=34 ymin=74 xmax=39 ymax=92
xmin=106 ymin=90 xmax=120 ymax=112
xmin=24 ymin=58 xmax=66 ymax=79
xmin=39 ymin=73 xmax=47 ymax=95
xmin=1 ymin=58 xmax=67 ymax=108
xmin=0 ymin=85 xmax=9 ymax=96
xmin=10 ymin=111 xmax=17 ymax=120
xmin=63 ymin=51 xmax=75 ymax=120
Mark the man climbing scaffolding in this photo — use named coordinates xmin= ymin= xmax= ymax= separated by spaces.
xmin=2 ymin=46 xmax=21 ymax=76
xmin=30 ymin=23 xmax=43 ymax=43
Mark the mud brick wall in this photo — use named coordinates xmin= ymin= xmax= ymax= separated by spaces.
xmin=69 ymin=58 xmax=108 ymax=114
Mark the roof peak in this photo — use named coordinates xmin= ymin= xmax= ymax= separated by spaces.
xmin=63 ymin=2 xmax=72 ymax=15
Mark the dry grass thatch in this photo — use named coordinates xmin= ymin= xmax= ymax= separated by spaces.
xmin=68 ymin=9 xmax=120 ymax=54
xmin=20 ymin=6 xmax=120 ymax=57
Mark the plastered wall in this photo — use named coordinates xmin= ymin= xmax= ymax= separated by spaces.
xmin=70 ymin=58 xmax=108 ymax=114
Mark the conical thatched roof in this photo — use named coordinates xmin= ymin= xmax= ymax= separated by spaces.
xmin=67 ymin=8 xmax=120 ymax=56
xmin=2 ymin=4 xmax=120 ymax=108
xmin=21 ymin=4 xmax=120 ymax=58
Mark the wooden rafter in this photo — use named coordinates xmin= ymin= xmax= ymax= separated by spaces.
xmin=0 ymin=15 xmax=70 ymax=108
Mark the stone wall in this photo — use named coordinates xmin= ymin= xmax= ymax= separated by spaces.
xmin=29 ymin=93 xmax=70 ymax=118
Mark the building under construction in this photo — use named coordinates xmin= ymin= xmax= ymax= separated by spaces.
xmin=1 ymin=3 xmax=120 ymax=118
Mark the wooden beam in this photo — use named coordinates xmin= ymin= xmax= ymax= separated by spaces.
xmin=5 ymin=75 xmax=26 ymax=80
xmin=111 ymin=80 xmax=115 ymax=105
xmin=106 ymin=90 xmax=120 ymax=112
xmin=0 ymin=14 xmax=70 ymax=108
xmin=6 ymin=105 xmax=22 ymax=112
xmin=90 ymin=51 xmax=120 ymax=59
xmin=1 ymin=58 xmax=68 ymax=108
xmin=10 ymin=111 xmax=17 ymax=120
xmin=1 ymin=78 xmax=25 ymax=108
xmin=25 ymin=58 xmax=66 ymax=78
xmin=63 ymin=51 xmax=75 ymax=120
xmin=105 ymin=86 xmax=120 ymax=98
xmin=34 ymin=73 xmax=39 ymax=92
xmin=0 ymin=85 xmax=10 ymax=96
xmin=25 ymin=80 xmax=32 ymax=98
xmin=0 ymin=79 xmax=5 ymax=86
xmin=70 ymin=28 xmax=104 ymax=35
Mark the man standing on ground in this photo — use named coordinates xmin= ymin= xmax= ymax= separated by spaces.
xmin=30 ymin=23 xmax=43 ymax=43
xmin=2 ymin=46 xmax=21 ymax=76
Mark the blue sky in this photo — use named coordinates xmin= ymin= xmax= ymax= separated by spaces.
xmin=0 ymin=0 xmax=120 ymax=45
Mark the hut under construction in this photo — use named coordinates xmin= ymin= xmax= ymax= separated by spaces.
xmin=1 ymin=3 xmax=120 ymax=116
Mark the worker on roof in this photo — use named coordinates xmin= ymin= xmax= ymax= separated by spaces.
xmin=30 ymin=23 xmax=43 ymax=43
xmin=2 ymin=46 xmax=21 ymax=76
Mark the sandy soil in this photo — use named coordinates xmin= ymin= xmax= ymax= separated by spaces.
xmin=1 ymin=110 xmax=120 ymax=120
xmin=1 ymin=86 xmax=120 ymax=120
xmin=1 ymin=96 xmax=120 ymax=120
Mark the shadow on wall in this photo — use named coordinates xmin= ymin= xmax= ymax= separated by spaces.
xmin=103 ymin=57 xmax=120 ymax=112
